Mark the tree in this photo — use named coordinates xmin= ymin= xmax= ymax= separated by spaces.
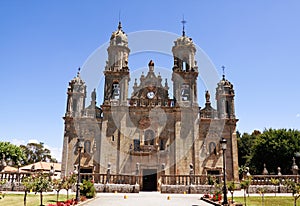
xmin=20 ymin=142 xmax=57 ymax=165
xmin=227 ymin=181 xmax=236 ymax=204
xmin=270 ymin=178 xmax=280 ymax=196
xmin=237 ymin=130 xmax=259 ymax=170
xmin=22 ymin=176 xmax=34 ymax=206
xmin=285 ymin=179 xmax=300 ymax=206
xmin=31 ymin=173 xmax=52 ymax=206
xmin=257 ymin=187 xmax=266 ymax=206
xmin=52 ymin=178 xmax=63 ymax=204
xmin=250 ymin=129 xmax=300 ymax=174
xmin=62 ymin=174 xmax=77 ymax=200
xmin=0 ymin=141 xmax=25 ymax=166
xmin=240 ymin=177 xmax=251 ymax=206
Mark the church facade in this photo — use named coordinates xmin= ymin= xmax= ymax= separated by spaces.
xmin=61 ymin=22 xmax=239 ymax=189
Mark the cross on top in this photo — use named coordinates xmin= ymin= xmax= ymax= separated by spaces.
xmin=181 ymin=15 xmax=187 ymax=36
xmin=222 ymin=65 xmax=225 ymax=79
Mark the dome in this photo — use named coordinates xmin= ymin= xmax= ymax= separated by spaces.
xmin=216 ymin=75 xmax=234 ymax=95
xmin=218 ymin=75 xmax=233 ymax=87
xmin=70 ymin=70 xmax=85 ymax=85
xmin=173 ymin=35 xmax=194 ymax=47
xmin=110 ymin=22 xmax=128 ymax=46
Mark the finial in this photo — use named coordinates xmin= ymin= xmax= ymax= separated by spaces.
xmin=221 ymin=65 xmax=225 ymax=80
xmin=118 ymin=21 xmax=122 ymax=30
xmin=77 ymin=67 xmax=81 ymax=77
xmin=181 ymin=15 xmax=187 ymax=36
xmin=262 ymin=163 xmax=268 ymax=175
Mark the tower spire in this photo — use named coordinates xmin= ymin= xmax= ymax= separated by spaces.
xmin=181 ymin=15 xmax=186 ymax=36
xmin=77 ymin=67 xmax=81 ymax=77
xmin=221 ymin=65 xmax=225 ymax=80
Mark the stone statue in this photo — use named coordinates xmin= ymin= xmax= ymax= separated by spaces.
xmin=205 ymin=90 xmax=210 ymax=103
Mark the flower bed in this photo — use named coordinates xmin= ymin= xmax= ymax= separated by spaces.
xmin=47 ymin=198 xmax=78 ymax=206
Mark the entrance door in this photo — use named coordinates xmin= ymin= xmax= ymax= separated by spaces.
xmin=142 ymin=169 xmax=157 ymax=191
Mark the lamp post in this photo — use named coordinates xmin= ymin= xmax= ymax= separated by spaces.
xmin=220 ymin=137 xmax=228 ymax=205
xmin=76 ymin=137 xmax=84 ymax=202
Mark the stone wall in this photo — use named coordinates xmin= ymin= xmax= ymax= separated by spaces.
xmin=161 ymin=184 xmax=218 ymax=194
xmin=248 ymin=185 xmax=288 ymax=193
xmin=94 ymin=183 xmax=139 ymax=193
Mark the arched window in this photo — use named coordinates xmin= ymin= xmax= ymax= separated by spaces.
xmin=84 ymin=140 xmax=91 ymax=153
xmin=181 ymin=83 xmax=190 ymax=101
xmin=112 ymin=83 xmax=120 ymax=99
xmin=72 ymin=99 xmax=77 ymax=112
xmin=144 ymin=130 xmax=155 ymax=145
xmin=160 ymin=139 xmax=165 ymax=150
xmin=116 ymin=36 xmax=122 ymax=45
xmin=183 ymin=61 xmax=186 ymax=71
xmin=226 ymin=100 xmax=230 ymax=117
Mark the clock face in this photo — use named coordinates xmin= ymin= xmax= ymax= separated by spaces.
xmin=147 ymin=91 xmax=155 ymax=99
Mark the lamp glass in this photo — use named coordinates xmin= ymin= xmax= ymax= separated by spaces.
xmin=220 ymin=138 xmax=227 ymax=150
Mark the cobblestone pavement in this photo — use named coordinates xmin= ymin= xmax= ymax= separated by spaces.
xmin=82 ymin=192 xmax=213 ymax=206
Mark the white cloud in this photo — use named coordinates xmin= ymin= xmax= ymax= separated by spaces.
xmin=28 ymin=139 xmax=40 ymax=144
xmin=11 ymin=138 xmax=26 ymax=146
xmin=44 ymin=144 xmax=62 ymax=162
xmin=296 ymin=113 xmax=300 ymax=118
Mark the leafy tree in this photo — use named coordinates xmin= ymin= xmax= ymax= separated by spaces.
xmin=227 ymin=181 xmax=236 ymax=204
xmin=52 ymin=178 xmax=63 ymax=204
xmin=0 ymin=141 xmax=25 ymax=165
xmin=237 ymin=130 xmax=259 ymax=170
xmin=31 ymin=173 xmax=52 ymax=206
xmin=240 ymin=177 xmax=251 ymax=206
xmin=20 ymin=142 xmax=57 ymax=165
xmin=285 ymin=179 xmax=300 ymax=206
xmin=62 ymin=174 xmax=77 ymax=200
xmin=270 ymin=178 xmax=280 ymax=196
xmin=250 ymin=129 xmax=300 ymax=174
xmin=22 ymin=176 xmax=34 ymax=206
xmin=257 ymin=187 xmax=266 ymax=206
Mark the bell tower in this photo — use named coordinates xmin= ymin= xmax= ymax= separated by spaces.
xmin=172 ymin=21 xmax=198 ymax=107
xmin=65 ymin=69 xmax=86 ymax=117
xmin=103 ymin=22 xmax=130 ymax=106
xmin=216 ymin=67 xmax=235 ymax=119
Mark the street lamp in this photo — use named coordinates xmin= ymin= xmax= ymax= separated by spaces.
xmin=76 ymin=137 xmax=84 ymax=202
xmin=220 ymin=137 xmax=228 ymax=205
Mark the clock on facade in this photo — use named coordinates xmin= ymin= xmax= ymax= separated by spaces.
xmin=147 ymin=91 xmax=155 ymax=99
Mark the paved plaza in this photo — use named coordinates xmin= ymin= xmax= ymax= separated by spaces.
xmin=83 ymin=192 xmax=213 ymax=206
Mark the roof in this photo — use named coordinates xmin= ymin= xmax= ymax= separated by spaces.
xmin=19 ymin=161 xmax=61 ymax=172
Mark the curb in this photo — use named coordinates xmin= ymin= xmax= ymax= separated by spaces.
xmin=200 ymin=197 xmax=222 ymax=206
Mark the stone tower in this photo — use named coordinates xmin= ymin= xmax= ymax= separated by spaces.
xmin=172 ymin=30 xmax=198 ymax=107
xmin=103 ymin=22 xmax=130 ymax=106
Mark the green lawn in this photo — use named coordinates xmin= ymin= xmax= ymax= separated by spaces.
xmin=0 ymin=193 xmax=75 ymax=206
xmin=233 ymin=196 xmax=296 ymax=206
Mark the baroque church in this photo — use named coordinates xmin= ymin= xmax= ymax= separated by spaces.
xmin=61 ymin=22 xmax=239 ymax=190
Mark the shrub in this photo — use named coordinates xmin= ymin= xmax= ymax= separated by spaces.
xmin=80 ymin=179 xmax=95 ymax=198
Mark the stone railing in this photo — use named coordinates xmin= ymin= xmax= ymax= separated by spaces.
xmin=80 ymin=173 xmax=139 ymax=185
xmin=0 ymin=172 xmax=31 ymax=183
xmin=161 ymin=174 xmax=222 ymax=185
xmin=251 ymin=175 xmax=299 ymax=185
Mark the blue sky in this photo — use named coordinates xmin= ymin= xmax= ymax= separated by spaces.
xmin=1 ymin=0 xmax=300 ymax=161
